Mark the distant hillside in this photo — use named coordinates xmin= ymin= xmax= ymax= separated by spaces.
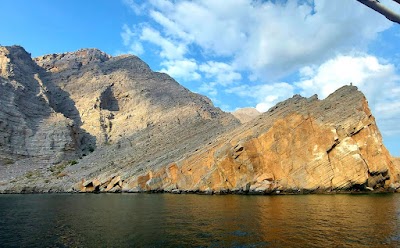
xmin=232 ymin=107 xmax=260 ymax=123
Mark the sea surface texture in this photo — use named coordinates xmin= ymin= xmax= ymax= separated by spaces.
xmin=1 ymin=194 xmax=400 ymax=247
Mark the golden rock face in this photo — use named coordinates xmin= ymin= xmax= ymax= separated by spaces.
xmin=78 ymin=86 xmax=399 ymax=194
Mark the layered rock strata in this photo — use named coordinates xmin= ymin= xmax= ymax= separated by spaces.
xmin=0 ymin=46 xmax=78 ymax=171
xmin=77 ymin=87 xmax=399 ymax=194
xmin=0 ymin=45 xmax=398 ymax=194
xmin=0 ymin=45 xmax=239 ymax=192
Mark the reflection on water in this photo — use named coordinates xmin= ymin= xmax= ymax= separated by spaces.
xmin=1 ymin=193 xmax=400 ymax=247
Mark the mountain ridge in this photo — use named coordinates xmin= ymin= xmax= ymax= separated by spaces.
xmin=0 ymin=45 xmax=398 ymax=194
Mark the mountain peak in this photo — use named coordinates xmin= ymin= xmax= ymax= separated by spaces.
xmin=0 ymin=45 xmax=37 ymax=78
xmin=34 ymin=48 xmax=111 ymax=72
xmin=232 ymin=108 xmax=260 ymax=123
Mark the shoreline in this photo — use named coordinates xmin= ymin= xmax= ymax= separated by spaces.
xmin=0 ymin=188 xmax=397 ymax=195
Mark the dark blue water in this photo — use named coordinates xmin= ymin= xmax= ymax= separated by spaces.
xmin=1 ymin=193 xmax=400 ymax=247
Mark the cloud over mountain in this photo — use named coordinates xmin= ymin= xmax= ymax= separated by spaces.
xmin=121 ymin=0 xmax=400 ymax=154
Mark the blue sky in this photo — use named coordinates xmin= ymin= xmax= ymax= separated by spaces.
xmin=0 ymin=0 xmax=399 ymax=156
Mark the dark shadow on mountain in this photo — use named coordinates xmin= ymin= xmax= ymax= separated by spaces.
xmin=34 ymin=66 xmax=97 ymax=154
xmin=100 ymin=85 xmax=119 ymax=111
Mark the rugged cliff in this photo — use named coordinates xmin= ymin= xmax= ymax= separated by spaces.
xmin=0 ymin=46 xmax=78 ymax=171
xmin=0 ymin=45 xmax=239 ymax=192
xmin=0 ymin=45 xmax=398 ymax=194
xmin=76 ymin=87 xmax=400 ymax=194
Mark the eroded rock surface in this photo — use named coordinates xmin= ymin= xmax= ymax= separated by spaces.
xmin=78 ymin=87 xmax=399 ymax=194
xmin=0 ymin=45 xmax=398 ymax=194
xmin=0 ymin=45 xmax=239 ymax=192
xmin=0 ymin=46 xmax=78 ymax=178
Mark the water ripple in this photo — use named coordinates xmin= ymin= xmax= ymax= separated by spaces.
xmin=0 ymin=193 xmax=400 ymax=247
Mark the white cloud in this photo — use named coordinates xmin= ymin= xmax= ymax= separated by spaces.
xmin=162 ymin=0 xmax=250 ymax=57
xmin=128 ymin=42 xmax=144 ymax=55
xmin=298 ymin=55 xmax=388 ymax=98
xmin=120 ymin=24 xmax=144 ymax=55
xmin=121 ymin=0 xmax=396 ymax=83
xmin=140 ymin=27 xmax=187 ymax=59
xmin=140 ymin=0 xmax=394 ymax=80
xmin=148 ymin=0 xmax=175 ymax=12
xmin=226 ymin=53 xmax=400 ymax=137
xmin=198 ymin=82 xmax=218 ymax=96
xmin=295 ymin=54 xmax=398 ymax=100
xmin=149 ymin=10 xmax=192 ymax=41
xmin=121 ymin=24 xmax=134 ymax=46
xmin=199 ymin=61 xmax=242 ymax=86
xmin=123 ymin=0 xmax=147 ymax=15
xmin=160 ymin=59 xmax=201 ymax=81
xmin=226 ymin=82 xmax=295 ymax=112
xmin=120 ymin=0 xmax=400 ymax=155
xmin=295 ymin=54 xmax=400 ymax=136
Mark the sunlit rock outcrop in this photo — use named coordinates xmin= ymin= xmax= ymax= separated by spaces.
xmin=89 ymin=86 xmax=398 ymax=194
xmin=0 ymin=45 xmax=398 ymax=194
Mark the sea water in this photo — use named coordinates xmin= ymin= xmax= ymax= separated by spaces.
xmin=1 ymin=193 xmax=399 ymax=247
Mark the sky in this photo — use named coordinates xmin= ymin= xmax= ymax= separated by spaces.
xmin=0 ymin=0 xmax=399 ymax=156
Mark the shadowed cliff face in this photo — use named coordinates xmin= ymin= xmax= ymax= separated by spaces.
xmin=0 ymin=46 xmax=79 ymax=172
xmin=0 ymin=45 xmax=398 ymax=194
xmin=33 ymin=48 xmax=237 ymax=148
xmin=0 ymin=45 xmax=239 ymax=192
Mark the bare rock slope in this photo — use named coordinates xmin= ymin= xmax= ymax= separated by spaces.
xmin=0 ymin=45 xmax=398 ymax=194
xmin=78 ymin=87 xmax=400 ymax=194
xmin=232 ymin=108 xmax=260 ymax=123
xmin=0 ymin=46 xmax=239 ymax=192
xmin=0 ymin=46 xmax=78 ymax=174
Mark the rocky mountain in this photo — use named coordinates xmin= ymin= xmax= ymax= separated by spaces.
xmin=116 ymin=87 xmax=399 ymax=194
xmin=232 ymin=107 xmax=260 ymax=123
xmin=0 ymin=46 xmax=78 ymax=169
xmin=0 ymin=45 xmax=398 ymax=194
xmin=0 ymin=45 xmax=239 ymax=192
